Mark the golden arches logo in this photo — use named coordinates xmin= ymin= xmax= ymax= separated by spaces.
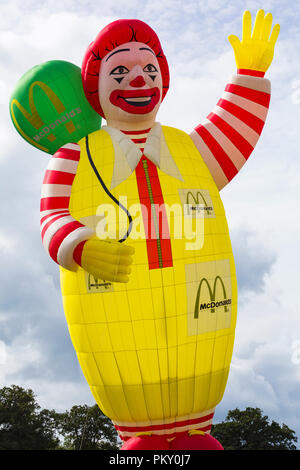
xmin=194 ymin=275 xmax=230 ymax=318
xmin=186 ymin=191 xmax=211 ymax=215
xmin=86 ymin=273 xmax=113 ymax=293
xmin=10 ymin=81 xmax=76 ymax=153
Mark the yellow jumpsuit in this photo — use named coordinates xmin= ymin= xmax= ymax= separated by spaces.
xmin=60 ymin=124 xmax=237 ymax=439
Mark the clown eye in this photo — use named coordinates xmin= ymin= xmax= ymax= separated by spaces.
xmin=143 ymin=64 xmax=158 ymax=73
xmin=110 ymin=65 xmax=129 ymax=75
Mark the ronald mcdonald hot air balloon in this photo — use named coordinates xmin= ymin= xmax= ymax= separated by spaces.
xmin=10 ymin=10 xmax=280 ymax=450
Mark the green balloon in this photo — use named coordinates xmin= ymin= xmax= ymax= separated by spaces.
xmin=10 ymin=60 xmax=101 ymax=155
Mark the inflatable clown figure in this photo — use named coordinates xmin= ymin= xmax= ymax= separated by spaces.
xmin=14 ymin=10 xmax=279 ymax=450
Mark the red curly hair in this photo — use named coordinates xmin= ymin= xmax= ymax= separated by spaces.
xmin=81 ymin=19 xmax=170 ymax=118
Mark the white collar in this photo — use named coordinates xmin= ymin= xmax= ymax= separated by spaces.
xmin=101 ymin=122 xmax=184 ymax=189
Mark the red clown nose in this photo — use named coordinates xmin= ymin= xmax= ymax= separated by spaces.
xmin=129 ymin=75 xmax=146 ymax=87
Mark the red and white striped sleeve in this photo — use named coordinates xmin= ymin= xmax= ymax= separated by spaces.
xmin=40 ymin=143 xmax=94 ymax=271
xmin=190 ymin=70 xmax=271 ymax=190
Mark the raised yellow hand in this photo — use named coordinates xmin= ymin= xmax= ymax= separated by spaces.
xmin=228 ymin=9 xmax=280 ymax=73
xmin=80 ymin=236 xmax=134 ymax=283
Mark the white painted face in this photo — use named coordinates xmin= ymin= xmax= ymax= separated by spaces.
xmin=98 ymin=42 xmax=163 ymax=128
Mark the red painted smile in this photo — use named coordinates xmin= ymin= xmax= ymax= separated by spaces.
xmin=109 ymin=87 xmax=161 ymax=114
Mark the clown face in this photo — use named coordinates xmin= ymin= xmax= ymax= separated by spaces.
xmin=98 ymin=42 xmax=163 ymax=129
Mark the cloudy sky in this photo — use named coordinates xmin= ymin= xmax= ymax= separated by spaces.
xmin=1 ymin=0 xmax=300 ymax=447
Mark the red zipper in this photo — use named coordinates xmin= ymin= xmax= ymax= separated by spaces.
xmin=135 ymin=156 xmax=173 ymax=269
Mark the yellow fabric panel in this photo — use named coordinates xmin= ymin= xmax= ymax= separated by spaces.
xmin=60 ymin=125 xmax=238 ymax=423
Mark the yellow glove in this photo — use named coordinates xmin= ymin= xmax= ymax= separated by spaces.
xmin=79 ymin=236 xmax=134 ymax=283
xmin=228 ymin=9 xmax=280 ymax=73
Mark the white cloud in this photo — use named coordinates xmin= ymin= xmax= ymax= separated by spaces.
xmin=0 ymin=337 xmax=43 ymax=384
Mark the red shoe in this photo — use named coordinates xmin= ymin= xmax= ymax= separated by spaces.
xmin=170 ymin=431 xmax=223 ymax=450
xmin=121 ymin=434 xmax=170 ymax=450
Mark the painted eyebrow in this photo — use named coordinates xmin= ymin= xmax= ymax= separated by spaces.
xmin=139 ymin=47 xmax=155 ymax=56
xmin=105 ymin=48 xmax=131 ymax=62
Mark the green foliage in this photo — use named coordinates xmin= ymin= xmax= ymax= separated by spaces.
xmin=0 ymin=385 xmax=119 ymax=450
xmin=57 ymin=404 xmax=119 ymax=450
xmin=0 ymin=385 xmax=59 ymax=450
xmin=211 ymin=407 xmax=298 ymax=450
